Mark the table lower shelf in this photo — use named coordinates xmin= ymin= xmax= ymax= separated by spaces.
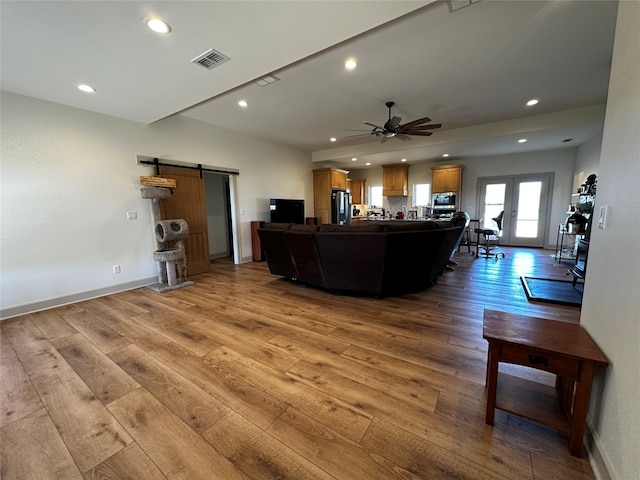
xmin=495 ymin=372 xmax=570 ymax=434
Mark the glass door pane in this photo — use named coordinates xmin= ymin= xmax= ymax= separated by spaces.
xmin=482 ymin=183 xmax=506 ymax=231
xmin=515 ymin=181 xmax=542 ymax=238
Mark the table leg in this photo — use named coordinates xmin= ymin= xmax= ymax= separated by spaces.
xmin=568 ymin=361 xmax=596 ymax=457
xmin=485 ymin=342 xmax=500 ymax=425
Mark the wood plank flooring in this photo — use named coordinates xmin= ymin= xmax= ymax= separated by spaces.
xmin=1 ymin=247 xmax=597 ymax=480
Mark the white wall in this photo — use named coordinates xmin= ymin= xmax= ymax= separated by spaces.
xmin=580 ymin=2 xmax=640 ymax=479
xmin=0 ymin=92 xmax=313 ymax=317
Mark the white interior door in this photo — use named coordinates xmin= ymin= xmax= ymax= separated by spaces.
xmin=477 ymin=174 xmax=552 ymax=247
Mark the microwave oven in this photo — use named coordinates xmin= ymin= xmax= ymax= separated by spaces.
xmin=432 ymin=192 xmax=457 ymax=209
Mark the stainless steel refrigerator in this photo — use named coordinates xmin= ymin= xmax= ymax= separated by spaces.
xmin=331 ymin=190 xmax=352 ymax=225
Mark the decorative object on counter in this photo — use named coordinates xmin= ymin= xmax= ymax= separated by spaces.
xmin=141 ymin=185 xmax=194 ymax=293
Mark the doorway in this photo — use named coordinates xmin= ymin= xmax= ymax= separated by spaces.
xmin=204 ymin=172 xmax=233 ymax=262
xmin=158 ymin=165 xmax=240 ymax=275
xmin=477 ymin=174 xmax=553 ymax=247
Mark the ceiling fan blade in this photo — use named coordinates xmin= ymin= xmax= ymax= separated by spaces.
xmin=406 ymin=131 xmax=434 ymax=136
xmin=400 ymin=124 xmax=442 ymax=133
xmin=384 ymin=116 xmax=402 ymax=130
xmin=380 ymin=135 xmax=390 ymax=144
xmin=399 ymin=116 xmax=433 ymax=129
xmin=362 ymin=121 xmax=383 ymax=129
xmin=396 ymin=133 xmax=412 ymax=141
xmin=344 ymin=129 xmax=372 ymax=132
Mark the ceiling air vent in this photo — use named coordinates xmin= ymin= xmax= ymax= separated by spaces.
xmin=191 ymin=48 xmax=230 ymax=70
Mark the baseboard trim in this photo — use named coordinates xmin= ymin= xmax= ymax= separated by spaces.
xmin=585 ymin=419 xmax=615 ymax=480
xmin=0 ymin=277 xmax=157 ymax=321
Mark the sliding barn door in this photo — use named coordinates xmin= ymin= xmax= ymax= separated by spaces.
xmin=158 ymin=166 xmax=210 ymax=275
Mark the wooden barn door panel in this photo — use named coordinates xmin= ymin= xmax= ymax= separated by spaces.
xmin=158 ymin=166 xmax=210 ymax=275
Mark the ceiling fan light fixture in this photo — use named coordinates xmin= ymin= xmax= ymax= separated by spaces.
xmin=146 ymin=17 xmax=171 ymax=34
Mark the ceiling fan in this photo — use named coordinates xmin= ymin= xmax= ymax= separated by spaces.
xmin=346 ymin=101 xmax=442 ymax=143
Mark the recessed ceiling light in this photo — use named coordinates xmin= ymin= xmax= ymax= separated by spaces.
xmin=344 ymin=58 xmax=357 ymax=70
xmin=401 ymin=158 xmax=407 ymax=162
xmin=518 ymin=138 xmax=528 ymax=143
xmin=77 ymin=84 xmax=96 ymax=93
xmin=330 ymin=137 xmax=337 ymax=142
xmin=238 ymin=100 xmax=248 ymax=107
xmin=351 ymin=158 xmax=357 ymax=162
xmin=526 ymin=99 xmax=539 ymax=106
xmin=442 ymin=153 xmax=449 ymax=158
xmin=146 ymin=17 xmax=171 ymax=34
xmin=365 ymin=162 xmax=371 ymax=166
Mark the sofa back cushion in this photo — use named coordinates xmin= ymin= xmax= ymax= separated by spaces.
xmin=382 ymin=221 xmax=441 ymax=232
xmin=317 ymin=224 xmax=384 ymax=232
xmin=261 ymin=222 xmax=293 ymax=231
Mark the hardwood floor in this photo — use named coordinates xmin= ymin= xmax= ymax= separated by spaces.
xmin=1 ymin=247 xmax=597 ymax=480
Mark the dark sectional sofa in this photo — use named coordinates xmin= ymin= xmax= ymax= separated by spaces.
xmin=257 ymin=220 xmax=464 ymax=297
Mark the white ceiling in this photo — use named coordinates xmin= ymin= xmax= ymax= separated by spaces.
xmin=1 ymin=1 xmax=618 ymax=170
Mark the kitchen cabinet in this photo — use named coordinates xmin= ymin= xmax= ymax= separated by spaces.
xmin=313 ymin=168 xmax=349 ymax=224
xmin=431 ymin=165 xmax=463 ymax=193
xmin=349 ymin=179 xmax=365 ymax=204
xmin=382 ymin=163 xmax=409 ymax=196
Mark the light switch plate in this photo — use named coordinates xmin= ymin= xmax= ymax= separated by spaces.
xmin=598 ymin=205 xmax=608 ymax=229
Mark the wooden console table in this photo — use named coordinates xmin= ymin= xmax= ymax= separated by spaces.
xmin=483 ymin=309 xmax=608 ymax=457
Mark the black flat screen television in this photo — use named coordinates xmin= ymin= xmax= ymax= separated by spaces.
xmin=269 ymin=199 xmax=305 ymax=224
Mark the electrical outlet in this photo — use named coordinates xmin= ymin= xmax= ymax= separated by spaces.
xmin=113 ymin=265 xmax=121 ymax=274
xmin=126 ymin=211 xmax=137 ymax=220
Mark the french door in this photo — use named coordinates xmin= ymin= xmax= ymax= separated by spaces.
xmin=477 ymin=174 xmax=552 ymax=247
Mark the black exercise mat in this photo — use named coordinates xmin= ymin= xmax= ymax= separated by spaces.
xmin=520 ymin=276 xmax=583 ymax=307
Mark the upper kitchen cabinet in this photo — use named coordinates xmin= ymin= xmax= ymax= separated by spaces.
xmin=348 ymin=179 xmax=366 ymax=204
xmin=431 ymin=165 xmax=463 ymax=193
xmin=329 ymin=168 xmax=348 ymax=190
xmin=382 ymin=163 xmax=409 ymax=196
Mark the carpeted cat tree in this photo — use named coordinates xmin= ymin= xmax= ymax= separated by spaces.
xmin=141 ymin=186 xmax=194 ymax=293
